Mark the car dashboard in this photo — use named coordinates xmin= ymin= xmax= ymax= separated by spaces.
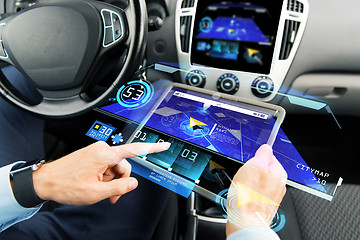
xmin=175 ymin=0 xmax=308 ymax=102
xmin=2 ymin=0 xmax=358 ymax=239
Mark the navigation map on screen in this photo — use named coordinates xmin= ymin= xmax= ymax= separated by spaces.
xmin=191 ymin=0 xmax=283 ymax=73
xmin=197 ymin=16 xmax=269 ymax=43
xmin=140 ymin=88 xmax=275 ymax=163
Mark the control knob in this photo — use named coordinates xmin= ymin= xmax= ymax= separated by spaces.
xmin=186 ymin=70 xmax=206 ymax=88
xmin=251 ymin=76 xmax=274 ymax=98
xmin=217 ymin=73 xmax=239 ymax=95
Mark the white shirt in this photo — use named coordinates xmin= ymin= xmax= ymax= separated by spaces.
xmin=0 ymin=162 xmax=42 ymax=232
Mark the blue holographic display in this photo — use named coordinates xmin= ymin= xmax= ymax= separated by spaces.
xmin=116 ymin=80 xmax=153 ymax=109
xmin=86 ymin=121 xmax=116 ymax=142
xmin=100 ymin=85 xmax=332 ymax=198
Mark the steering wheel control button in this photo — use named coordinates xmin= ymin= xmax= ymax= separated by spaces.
xmin=186 ymin=70 xmax=206 ymax=88
xmin=112 ymin=14 xmax=123 ymax=40
xmin=217 ymin=74 xmax=239 ymax=95
xmin=101 ymin=9 xmax=124 ymax=47
xmin=104 ymin=28 xmax=113 ymax=45
xmin=102 ymin=11 xmax=112 ymax=26
xmin=251 ymin=76 xmax=274 ymax=98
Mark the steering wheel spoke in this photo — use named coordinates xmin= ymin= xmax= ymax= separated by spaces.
xmin=0 ymin=21 xmax=14 ymax=66
xmin=0 ymin=0 xmax=147 ymax=118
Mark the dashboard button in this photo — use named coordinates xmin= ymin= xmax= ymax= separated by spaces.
xmin=186 ymin=70 xmax=206 ymax=88
xmin=217 ymin=73 xmax=239 ymax=94
xmin=251 ymin=76 xmax=274 ymax=98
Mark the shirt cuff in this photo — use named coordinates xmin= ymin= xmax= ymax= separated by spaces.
xmin=0 ymin=162 xmax=42 ymax=232
xmin=227 ymin=227 xmax=280 ymax=240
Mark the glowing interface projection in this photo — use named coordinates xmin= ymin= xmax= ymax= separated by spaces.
xmin=102 ymin=83 xmax=282 ymax=197
xmin=116 ymin=80 xmax=154 ymax=109
xmin=85 ymin=121 xmax=116 ymax=142
xmin=94 ymin=63 xmax=343 ymax=201
xmin=215 ymin=187 xmax=285 ymax=233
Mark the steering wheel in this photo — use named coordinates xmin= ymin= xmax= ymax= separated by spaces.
xmin=0 ymin=0 xmax=147 ymax=118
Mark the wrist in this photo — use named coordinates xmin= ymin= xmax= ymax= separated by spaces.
xmin=11 ymin=161 xmax=47 ymax=208
xmin=32 ymin=163 xmax=51 ymax=201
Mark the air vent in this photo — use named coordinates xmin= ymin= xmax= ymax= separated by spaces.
xmin=287 ymin=0 xmax=304 ymax=13
xmin=181 ymin=0 xmax=195 ymax=8
xmin=279 ymin=20 xmax=300 ymax=60
xmin=180 ymin=16 xmax=192 ymax=53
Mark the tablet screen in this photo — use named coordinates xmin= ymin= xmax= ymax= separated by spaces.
xmin=131 ymin=86 xmax=279 ymax=165
xmin=100 ymin=83 xmax=285 ymax=198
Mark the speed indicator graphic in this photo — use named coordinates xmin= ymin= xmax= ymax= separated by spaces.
xmin=116 ymin=80 xmax=154 ymax=109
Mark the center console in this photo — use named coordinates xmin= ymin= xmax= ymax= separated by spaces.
xmin=175 ymin=0 xmax=309 ymax=101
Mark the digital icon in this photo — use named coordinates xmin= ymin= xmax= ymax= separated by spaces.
xmin=108 ymin=97 xmax=116 ymax=103
xmin=203 ymin=160 xmax=227 ymax=186
xmin=214 ymin=112 xmax=226 ymax=118
xmin=161 ymin=114 xmax=178 ymax=127
xmin=197 ymin=41 xmax=207 ymax=51
xmin=180 ymin=118 xmax=210 ymax=137
xmin=111 ymin=133 xmax=124 ymax=145
xmin=247 ymin=48 xmax=259 ymax=57
xmin=189 ymin=117 xmax=207 ymax=131
xmin=197 ymin=103 xmax=211 ymax=115
xmin=86 ymin=121 xmax=116 ymax=142
xmin=271 ymin=209 xmax=286 ymax=232
xmin=228 ymin=28 xmax=236 ymax=36
xmin=215 ymin=188 xmax=229 ymax=218
xmin=212 ymin=40 xmax=222 ymax=52
xmin=155 ymin=107 xmax=180 ymax=127
xmin=199 ymin=17 xmax=213 ymax=33
xmin=116 ymin=80 xmax=153 ymax=109
xmin=202 ymin=103 xmax=211 ymax=112
xmin=216 ymin=187 xmax=285 ymax=230
xmin=229 ymin=42 xmax=239 ymax=54
xmin=235 ymin=182 xmax=280 ymax=207
xmin=243 ymin=48 xmax=263 ymax=65
xmin=209 ymin=160 xmax=225 ymax=171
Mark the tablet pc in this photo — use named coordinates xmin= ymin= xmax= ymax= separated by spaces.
xmin=103 ymin=83 xmax=285 ymax=201
xmin=95 ymin=81 xmax=339 ymax=201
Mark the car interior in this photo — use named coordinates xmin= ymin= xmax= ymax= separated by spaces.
xmin=0 ymin=0 xmax=359 ymax=239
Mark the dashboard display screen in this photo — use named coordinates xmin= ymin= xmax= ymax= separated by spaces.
xmin=191 ymin=0 xmax=283 ymax=74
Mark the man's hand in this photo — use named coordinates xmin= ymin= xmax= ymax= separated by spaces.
xmin=226 ymin=144 xmax=287 ymax=236
xmin=32 ymin=141 xmax=170 ymax=206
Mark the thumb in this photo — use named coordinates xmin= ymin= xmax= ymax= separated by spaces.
xmin=246 ymin=144 xmax=274 ymax=171
xmin=254 ymin=144 xmax=273 ymax=159
xmin=96 ymin=177 xmax=139 ymax=200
